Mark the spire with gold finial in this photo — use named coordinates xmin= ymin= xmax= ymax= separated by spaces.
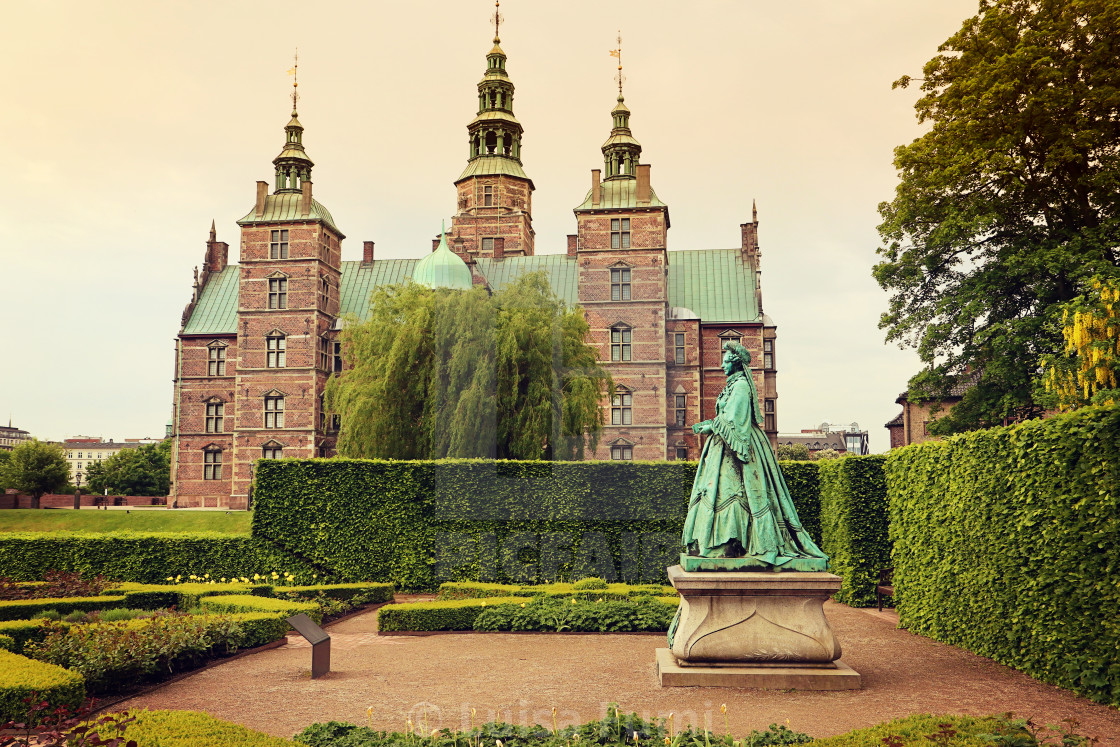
xmin=273 ymin=49 xmax=314 ymax=194
xmin=602 ymin=31 xmax=642 ymax=180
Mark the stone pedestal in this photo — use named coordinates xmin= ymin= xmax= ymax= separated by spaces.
xmin=658 ymin=564 xmax=860 ymax=690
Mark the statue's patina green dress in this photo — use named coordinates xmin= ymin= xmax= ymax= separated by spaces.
xmin=681 ymin=367 xmax=828 ymax=571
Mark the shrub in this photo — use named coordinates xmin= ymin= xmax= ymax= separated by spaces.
xmin=377 ymin=597 xmax=532 ymax=632
xmin=818 ymin=456 xmax=889 ymax=607
xmin=273 ymin=582 xmax=394 ymax=605
xmin=805 ymin=712 xmax=1094 ymax=746
xmin=0 ymin=649 xmax=85 ymax=722
xmin=887 ymin=403 xmax=1120 ymax=708
xmin=227 ymin=612 xmax=293 ymax=648
xmin=0 ymin=532 xmax=318 ymax=584
xmin=252 ymin=459 xmax=821 ymax=590
xmin=0 ymin=620 xmax=50 ymax=654
xmin=107 ymin=581 xmax=255 ymax=611
xmin=436 ymin=581 xmax=521 ymax=600
xmin=0 ymin=595 xmax=128 ymax=622
xmin=473 ymin=595 xmax=678 ymax=632
xmin=24 ymin=613 xmax=244 ymax=693
xmin=572 ymin=576 xmax=608 ymax=589
xmin=437 ymin=580 xmax=673 ymax=602
xmin=200 ymin=594 xmax=320 ymax=619
xmin=96 ymin=708 xmax=299 ymax=746
xmin=0 ymin=634 xmax=12 ymax=652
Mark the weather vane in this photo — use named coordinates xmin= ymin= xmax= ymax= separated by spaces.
xmin=610 ymin=31 xmax=625 ymax=95
xmin=492 ymin=0 xmax=503 ymax=40
xmin=287 ymin=49 xmax=299 ymax=111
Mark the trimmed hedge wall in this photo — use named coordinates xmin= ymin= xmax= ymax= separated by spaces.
xmin=0 ymin=595 xmax=127 ymax=622
xmin=887 ymin=404 xmax=1120 ymax=707
xmin=818 ymin=456 xmax=890 ymax=607
xmin=0 ymin=620 xmax=47 ymax=654
xmin=378 ymin=597 xmax=533 ymax=632
xmin=0 ymin=649 xmax=85 ymax=722
xmin=199 ymin=595 xmax=322 ymax=623
xmin=252 ymin=459 xmax=822 ymax=591
xmin=0 ymin=532 xmax=317 ymax=583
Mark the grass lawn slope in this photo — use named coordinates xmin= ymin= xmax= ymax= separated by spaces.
xmin=0 ymin=509 xmax=251 ymax=534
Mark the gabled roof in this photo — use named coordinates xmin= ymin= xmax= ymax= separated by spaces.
xmin=181 ymin=248 xmax=761 ymax=334
xmin=885 ymin=412 xmax=904 ymax=428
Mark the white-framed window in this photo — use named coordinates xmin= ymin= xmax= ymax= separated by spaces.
xmin=203 ymin=450 xmax=222 ymax=480
xmin=267 ymin=334 xmax=286 ymax=368
xmin=262 ymin=443 xmax=283 ymax=460
xmin=675 ymin=394 xmax=687 ymax=427
xmin=207 ymin=343 xmax=227 ymax=376
xmin=611 ymin=218 xmax=631 ymax=249
xmin=268 ymin=278 xmax=288 ymax=309
xmin=205 ymin=402 xmax=224 ymax=433
xmin=264 ymin=395 xmax=285 ymax=428
xmin=610 ymin=268 xmax=631 ymax=301
xmin=611 ymin=445 xmax=633 ymax=460
xmin=270 ymin=229 xmax=289 ymax=259
xmin=610 ymin=327 xmax=632 ymax=362
xmin=612 ymin=389 xmax=632 ymax=425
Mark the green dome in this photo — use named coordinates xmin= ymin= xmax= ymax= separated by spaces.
xmin=413 ymin=223 xmax=473 ymax=290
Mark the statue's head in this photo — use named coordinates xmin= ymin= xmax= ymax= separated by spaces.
xmin=722 ymin=341 xmax=751 ymax=374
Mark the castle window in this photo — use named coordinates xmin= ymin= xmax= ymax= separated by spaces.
xmin=610 ymin=327 xmax=632 ymax=361
xmin=319 ymin=276 xmax=329 ymax=308
xmin=482 ymin=237 xmax=495 ymax=253
xmin=268 ymin=278 xmax=287 ymax=309
xmin=203 ymin=450 xmax=222 ymax=480
xmin=270 ymin=229 xmax=289 ymax=259
xmin=611 ymin=445 xmax=633 ymax=460
xmin=764 ymin=340 xmax=774 ymax=370
xmin=611 ymin=389 xmax=632 ymax=426
xmin=674 ymin=333 xmax=686 ymax=365
xmin=610 ymin=268 xmax=631 ymax=301
xmin=676 ymin=447 xmax=689 ymax=460
xmin=675 ymin=394 xmax=687 ymax=427
xmin=484 ymin=186 xmax=494 ymax=207
xmin=611 ymin=218 xmax=631 ymax=249
xmin=266 ymin=334 xmax=286 ymax=368
xmin=764 ymin=399 xmax=776 ymax=432
xmin=264 ymin=395 xmax=285 ymax=429
xmin=205 ymin=402 xmax=224 ymax=433
xmin=319 ymin=336 xmax=331 ymax=371
xmin=333 ymin=341 xmax=343 ymax=373
xmin=208 ymin=344 xmax=226 ymax=376
xmin=262 ymin=443 xmax=283 ymax=460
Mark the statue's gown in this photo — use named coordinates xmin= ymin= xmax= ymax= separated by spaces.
xmin=681 ymin=370 xmax=828 ymax=570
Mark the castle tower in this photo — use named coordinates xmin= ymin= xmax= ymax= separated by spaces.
xmin=217 ymin=77 xmax=344 ymax=505
xmin=573 ymin=44 xmax=673 ymax=462
xmin=449 ymin=2 xmax=535 ymax=259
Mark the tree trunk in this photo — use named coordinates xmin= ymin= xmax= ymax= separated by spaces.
xmin=31 ymin=494 xmax=41 ymax=510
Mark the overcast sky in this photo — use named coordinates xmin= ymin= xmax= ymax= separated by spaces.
xmin=0 ymin=0 xmax=981 ymax=452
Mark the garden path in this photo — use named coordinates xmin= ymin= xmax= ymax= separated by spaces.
xmin=116 ymin=600 xmax=1120 ymax=744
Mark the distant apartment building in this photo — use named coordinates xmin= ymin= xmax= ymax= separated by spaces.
xmin=64 ymin=437 xmax=161 ymax=487
xmin=0 ymin=422 xmax=31 ymax=451
xmin=777 ymin=422 xmax=869 ymax=456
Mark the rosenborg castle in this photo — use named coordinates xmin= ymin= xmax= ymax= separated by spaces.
xmin=171 ymin=26 xmax=779 ymax=509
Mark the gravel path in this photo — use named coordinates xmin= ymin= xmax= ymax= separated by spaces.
xmin=116 ymin=600 xmax=1120 ymax=744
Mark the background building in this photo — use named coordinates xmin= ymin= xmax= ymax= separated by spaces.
xmin=777 ymin=422 xmax=869 ymax=457
xmin=64 ymin=437 xmax=161 ymax=487
xmin=171 ymin=30 xmax=778 ymax=508
xmin=0 ymin=423 xmax=31 ymax=452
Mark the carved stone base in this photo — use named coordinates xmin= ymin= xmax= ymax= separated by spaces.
xmin=656 ymin=648 xmax=861 ymax=690
xmin=667 ymin=565 xmax=848 ymax=665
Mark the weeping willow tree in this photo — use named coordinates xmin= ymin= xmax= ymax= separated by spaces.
xmin=1040 ymin=278 xmax=1120 ymax=411
xmin=325 ymin=273 xmax=611 ymax=460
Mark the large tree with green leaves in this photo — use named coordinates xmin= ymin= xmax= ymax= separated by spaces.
xmin=875 ymin=0 xmax=1120 ymax=432
xmin=325 ymin=273 xmax=611 ymax=460
xmin=2 ymin=440 xmax=70 ymax=508
xmin=86 ymin=440 xmax=171 ymax=497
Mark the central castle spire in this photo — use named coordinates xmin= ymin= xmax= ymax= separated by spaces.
xmin=451 ymin=0 xmax=535 ymax=257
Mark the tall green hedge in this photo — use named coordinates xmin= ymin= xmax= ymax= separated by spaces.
xmin=0 ymin=532 xmax=317 ymax=583
xmin=818 ymin=456 xmax=890 ymax=607
xmin=252 ymin=459 xmax=823 ymax=591
xmin=887 ymin=404 xmax=1120 ymax=707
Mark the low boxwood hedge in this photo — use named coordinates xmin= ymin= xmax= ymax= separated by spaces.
xmin=0 ymin=649 xmax=85 ymax=722
xmin=0 ymin=595 xmax=127 ymax=622
xmin=97 ymin=709 xmax=299 ymax=746
xmin=473 ymin=595 xmax=679 ymax=632
xmin=377 ymin=597 xmax=533 ymax=632
xmin=0 ymin=620 xmax=49 ymax=654
xmin=274 ymin=582 xmax=394 ymax=604
xmin=0 ymin=634 xmax=13 ymax=652
xmin=437 ymin=581 xmax=673 ymax=601
xmin=106 ymin=582 xmax=256 ymax=611
xmin=199 ymin=595 xmax=321 ymax=623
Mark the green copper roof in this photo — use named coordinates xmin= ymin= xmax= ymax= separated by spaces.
xmin=475 ymin=254 xmax=578 ymax=305
xmin=457 ymin=156 xmax=530 ymax=182
xmin=667 ymin=249 xmax=759 ymax=322
xmin=182 ymin=249 xmax=758 ymax=335
xmin=236 ymin=194 xmax=342 ymax=237
xmin=181 ymin=266 xmax=239 ymax=335
xmin=339 ymin=260 xmax=419 ymax=319
xmin=574 ymin=178 xmax=667 ymax=211
xmin=412 ymin=227 xmax=474 ymax=290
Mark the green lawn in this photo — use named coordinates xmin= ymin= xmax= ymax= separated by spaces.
xmin=0 ymin=509 xmax=252 ymax=534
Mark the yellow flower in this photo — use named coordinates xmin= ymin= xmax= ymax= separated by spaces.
xmin=664 ymin=739 xmax=671 ymax=745
xmin=520 ymin=603 xmax=526 ymax=608
xmin=571 ymin=599 xmax=577 ymax=604
xmin=720 ymin=704 xmax=726 ymax=714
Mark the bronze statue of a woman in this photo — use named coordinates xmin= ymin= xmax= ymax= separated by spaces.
xmin=681 ymin=342 xmax=828 ymax=571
